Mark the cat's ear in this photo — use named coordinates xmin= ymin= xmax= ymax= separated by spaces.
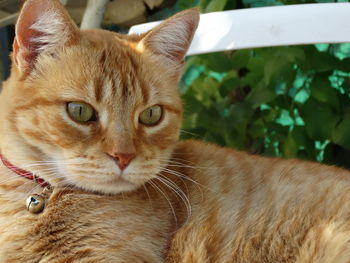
xmin=13 ymin=0 xmax=79 ymax=74
xmin=137 ymin=8 xmax=199 ymax=75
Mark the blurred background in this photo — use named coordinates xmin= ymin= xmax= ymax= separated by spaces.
xmin=1 ymin=0 xmax=350 ymax=168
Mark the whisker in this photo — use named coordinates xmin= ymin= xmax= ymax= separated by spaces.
xmin=0 ymin=176 xmax=25 ymax=185
xmin=180 ymin=129 xmax=201 ymax=138
xmin=148 ymin=180 xmax=178 ymax=227
xmin=161 ymin=167 xmax=207 ymax=190
xmin=158 ymin=156 xmax=196 ymax=165
xmin=156 ymin=175 xmax=192 ymax=225
xmin=26 ymin=183 xmax=42 ymax=196
xmin=143 ymin=184 xmax=153 ymax=208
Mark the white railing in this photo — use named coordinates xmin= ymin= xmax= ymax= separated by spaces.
xmin=129 ymin=3 xmax=350 ymax=56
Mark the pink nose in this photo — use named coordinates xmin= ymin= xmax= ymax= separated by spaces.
xmin=110 ymin=153 xmax=135 ymax=170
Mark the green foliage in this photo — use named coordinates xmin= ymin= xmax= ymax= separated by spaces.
xmin=166 ymin=0 xmax=350 ymax=167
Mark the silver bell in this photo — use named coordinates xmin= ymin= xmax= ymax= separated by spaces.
xmin=26 ymin=194 xmax=45 ymax=214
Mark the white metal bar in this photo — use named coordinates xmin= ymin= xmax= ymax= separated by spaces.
xmin=128 ymin=3 xmax=350 ymax=56
xmin=80 ymin=0 xmax=109 ymax=29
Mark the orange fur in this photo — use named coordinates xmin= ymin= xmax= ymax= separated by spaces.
xmin=2 ymin=0 xmax=350 ymax=262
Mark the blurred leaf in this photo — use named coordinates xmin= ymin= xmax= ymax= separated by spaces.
xmin=310 ymin=73 xmax=340 ymax=110
xmin=342 ymin=78 xmax=350 ymax=94
xmin=300 ymin=98 xmax=339 ymax=140
xmin=299 ymin=46 xmax=349 ymax=72
xmin=181 ymin=64 xmax=204 ymax=88
xmin=282 ymin=131 xmax=298 ymax=158
xmin=219 ymin=71 xmax=239 ymax=96
xmin=176 ymin=0 xmax=199 ymax=10
xmin=231 ymin=50 xmax=251 ymax=69
xmin=199 ymin=0 xmax=211 ymax=10
xmin=332 ymin=111 xmax=350 ymax=151
xmin=292 ymin=126 xmax=309 ymax=146
xmin=246 ymin=82 xmax=277 ymax=108
xmin=200 ymin=53 xmax=234 ymax=72
xmin=205 ymin=0 xmax=228 ymax=12
xmin=243 ymin=0 xmax=282 ymax=7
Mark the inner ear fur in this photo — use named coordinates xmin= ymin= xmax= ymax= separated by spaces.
xmin=13 ymin=0 xmax=79 ymax=75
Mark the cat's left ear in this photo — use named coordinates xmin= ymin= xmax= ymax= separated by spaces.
xmin=137 ymin=8 xmax=199 ymax=78
xmin=13 ymin=0 xmax=79 ymax=75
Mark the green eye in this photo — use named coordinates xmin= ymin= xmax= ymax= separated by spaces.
xmin=139 ymin=105 xmax=162 ymax=125
xmin=67 ymin=102 xmax=97 ymax=123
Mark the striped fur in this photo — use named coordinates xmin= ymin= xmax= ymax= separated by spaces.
xmin=2 ymin=0 xmax=350 ymax=262
xmin=167 ymin=141 xmax=350 ymax=262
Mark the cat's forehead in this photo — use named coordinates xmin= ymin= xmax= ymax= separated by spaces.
xmin=57 ymin=32 xmax=148 ymax=104
xmin=82 ymin=30 xmax=141 ymax=74
xmin=88 ymin=49 xmax=146 ymax=110
xmin=81 ymin=31 xmax=175 ymax=105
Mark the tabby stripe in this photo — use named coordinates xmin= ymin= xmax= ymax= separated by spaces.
xmin=94 ymin=76 xmax=104 ymax=102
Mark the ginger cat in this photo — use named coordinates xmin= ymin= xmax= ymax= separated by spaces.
xmin=1 ymin=0 xmax=350 ymax=262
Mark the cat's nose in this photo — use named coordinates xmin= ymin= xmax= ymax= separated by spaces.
xmin=110 ymin=153 xmax=136 ymax=171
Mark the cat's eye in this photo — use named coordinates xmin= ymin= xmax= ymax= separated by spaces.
xmin=67 ymin=102 xmax=97 ymax=123
xmin=139 ymin=105 xmax=162 ymax=125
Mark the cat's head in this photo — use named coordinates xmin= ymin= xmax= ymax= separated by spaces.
xmin=0 ymin=0 xmax=199 ymax=194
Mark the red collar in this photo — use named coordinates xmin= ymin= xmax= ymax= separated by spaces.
xmin=0 ymin=154 xmax=49 ymax=188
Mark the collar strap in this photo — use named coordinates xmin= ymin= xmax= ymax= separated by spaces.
xmin=0 ymin=154 xmax=49 ymax=188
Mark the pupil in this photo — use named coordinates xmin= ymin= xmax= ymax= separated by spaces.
xmin=149 ymin=109 xmax=153 ymax=118
xmin=79 ymin=106 xmax=82 ymax=116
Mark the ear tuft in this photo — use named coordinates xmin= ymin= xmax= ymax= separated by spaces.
xmin=13 ymin=0 xmax=78 ymax=74
xmin=138 ymin=8 xmax=200 ymax=64
xmin=29 ymin=10 xmax=70 ymax=53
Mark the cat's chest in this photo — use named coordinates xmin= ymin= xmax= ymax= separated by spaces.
xmin=0 ymin=182 xmax=171 ymax=263
xmin=0 ymin=177 xmax=40 ymax=262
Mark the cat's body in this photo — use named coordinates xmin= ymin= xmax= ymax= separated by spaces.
xmin=2 ymin=140 xmax=350 ymax=262
xmin=1 ymin=0 xmax=350 ymax=262
xmin=167 ymin=141 xmax=350 ymax=263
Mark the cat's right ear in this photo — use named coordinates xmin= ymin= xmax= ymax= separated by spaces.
xmin=13 ymin=0 xmax=79 ymax=75
xmin=137 ymin=8 xmax=199 ymax=79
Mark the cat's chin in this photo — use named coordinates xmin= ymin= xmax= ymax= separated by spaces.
xmin=69 ymin=176 xmax=142 ymax=195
